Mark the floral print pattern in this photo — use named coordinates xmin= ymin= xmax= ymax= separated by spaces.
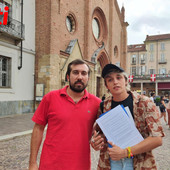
xmin=95 ymin=91 xmax=165 ymax=170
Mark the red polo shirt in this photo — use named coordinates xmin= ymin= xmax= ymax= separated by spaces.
xmin=32 ymin=86 xmax=101 ymax=170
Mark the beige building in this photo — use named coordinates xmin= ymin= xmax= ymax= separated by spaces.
xmin=127 ymin=33 xmax=170 ymax=97
xmin=0 ymin=0 xmax=35 ymax=117
xmin=35 ymin=0 xmax=128 ymax=106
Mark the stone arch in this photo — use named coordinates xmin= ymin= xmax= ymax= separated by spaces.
xmin=97 ymin=50 xmax=110 ymax=69
xmin=95 ymin=50 xmax=110 ymax=98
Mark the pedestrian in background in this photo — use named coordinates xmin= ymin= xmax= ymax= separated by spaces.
xmin=91 ymin=64 xmax=164 ymax=170
xmin=167 ymin=96 xmax=170 ymax=129
xmin=150 ymin=92 xmax=155 ymax=102
xmin=29 ymin=59 xmax=101 ymax=170
xmin=159 ymin=95 xmax=168 ymax=124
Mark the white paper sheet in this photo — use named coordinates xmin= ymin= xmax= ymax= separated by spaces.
xmin=96 ymin=105 xmax=144 ymax=149
xmin=124 ymin=106 xmax=135 ymax=126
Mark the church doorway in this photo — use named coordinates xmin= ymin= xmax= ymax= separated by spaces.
xmin=96 ymin=76 xmax=101 ymax=97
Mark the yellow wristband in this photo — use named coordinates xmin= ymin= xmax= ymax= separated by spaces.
xmin=126 ymin=146 xmax=133 ymax=159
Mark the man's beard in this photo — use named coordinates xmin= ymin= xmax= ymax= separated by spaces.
xmin=69 ymin=80 xmax=88 ymax=93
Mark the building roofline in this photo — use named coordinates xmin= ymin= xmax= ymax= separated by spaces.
xmin=145 ymin=33 xmax=170 ymax=42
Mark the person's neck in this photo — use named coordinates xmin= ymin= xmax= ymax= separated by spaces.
xmin=112 ymin=92 xmax=129 ymax=102
xmin=67 ymin=87 xmax=85 ymax=103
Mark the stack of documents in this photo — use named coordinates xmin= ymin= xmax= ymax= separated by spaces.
xmin=96 ymin=105 xmax=144 ymax=149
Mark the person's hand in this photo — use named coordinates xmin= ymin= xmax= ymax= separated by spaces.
xmin=29 ymin=162 xmax=38 ymax=170
xmin=107 ymin=141 xmax=127 ymax=161
xmin=90 ymin=130 xmax=104 ymax=151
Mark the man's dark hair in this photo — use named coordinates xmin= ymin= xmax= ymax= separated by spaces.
xmin=151 ymin=92 xmax=155 ymax=97
xmin=66 ymin=59 xmax=90 ymax=78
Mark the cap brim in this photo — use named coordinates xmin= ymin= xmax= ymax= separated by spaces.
xmin=102 ymin=64 xmax=124 ymax=78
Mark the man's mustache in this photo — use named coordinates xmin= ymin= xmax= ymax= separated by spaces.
xmin=75 ymin=80 xmax=84 ymax=85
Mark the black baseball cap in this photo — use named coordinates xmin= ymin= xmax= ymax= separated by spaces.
xmin=102 ymin=64 xmax=124 ymax=78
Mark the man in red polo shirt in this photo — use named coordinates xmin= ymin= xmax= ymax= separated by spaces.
xmin=29 ymin=59 xmax=101 ymax=170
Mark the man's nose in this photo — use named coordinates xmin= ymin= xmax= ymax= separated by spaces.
xmin=77 ymin=73 xmax=83 ymax=79
xmin=113 ymin=79 xmax=118 ymax=84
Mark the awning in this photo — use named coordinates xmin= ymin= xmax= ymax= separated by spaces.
xmin=158 ymin=83 xmax=170 ymax=89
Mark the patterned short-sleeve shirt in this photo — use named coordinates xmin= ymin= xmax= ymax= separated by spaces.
xmin=96 ymin=91 xmax=165 ymax=170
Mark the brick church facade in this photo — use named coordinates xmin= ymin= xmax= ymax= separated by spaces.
xmin=35 ymin=0 xmax=128 ymax=102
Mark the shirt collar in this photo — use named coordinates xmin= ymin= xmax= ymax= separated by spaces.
xmin=129 ymin=91 xmax=141 ymax=104
xmin=60 ymin=85 xmax=89 ymax=99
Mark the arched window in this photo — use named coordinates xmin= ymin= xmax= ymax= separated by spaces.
xmin=92 ymin=7 xmax=108 ymax=47
xmin=114 ymin=46 xmax=118 ymax=58
xmin=66 ymin=13 xmax=76 ymax=33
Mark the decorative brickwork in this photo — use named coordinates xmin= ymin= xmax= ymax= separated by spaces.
xmin=35 ymin=0 xmax=128 ymax=102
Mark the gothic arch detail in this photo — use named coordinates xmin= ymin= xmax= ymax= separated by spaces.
xmin=97 ymin=50 xmax=110 ymax=69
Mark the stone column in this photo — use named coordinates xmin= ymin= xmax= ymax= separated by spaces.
xmin=155 ymin=82 xmax=158 ymax=95
xmin=141 ymin=82 xmax=143 ymax=94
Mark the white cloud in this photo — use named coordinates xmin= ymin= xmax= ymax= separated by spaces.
xmin=117 ymin=0 xmax=170 ymax=44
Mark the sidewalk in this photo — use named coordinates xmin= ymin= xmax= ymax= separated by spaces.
xmin=0 ymin=112 xmax=170 ymax=170
xmin=0 ymin=113 xmax=34 ymax=141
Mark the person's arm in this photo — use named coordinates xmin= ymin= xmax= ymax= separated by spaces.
xmin=108 ymin=136 xmax=162 ymax=160
xmin=29 ymin=123 xmax=45 ymax=170
xmin=91 ymin=103 xmax=105 ymax=151
xmin=90 ymin=130 xmax=104 ymax=151
xmin=131 ymin=136 xmax=162 ymax=155
xmin=162 ymin=100 xmax=167 ymax=108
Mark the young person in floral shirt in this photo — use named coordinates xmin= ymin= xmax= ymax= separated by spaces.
xmin=91 ymin=64 xmax=165 ymax=170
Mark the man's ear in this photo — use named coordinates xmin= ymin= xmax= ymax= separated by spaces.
xmin=66 ymin=75 xmax=69 ymax=81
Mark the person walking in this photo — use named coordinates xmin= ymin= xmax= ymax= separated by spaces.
xmin=167 ymin=96 xmax=170 ymax=129
xmin=91 ymin=64 xmax=164 ymax=170
xmin=159 ymin=95 xmax=168 ymax=124
xmin=150 ymin=92 xmax=155 ymax=102
xmin=29 ymin=59 xmax=101 ymax=170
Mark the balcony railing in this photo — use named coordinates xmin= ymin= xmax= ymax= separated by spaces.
xmin=131 ymin=61 xmax=136 ymax=65
xmin=140 ymin=59 xmax=145 ymax=64
xmin=0 ymin=17 xmax=25 ymax=40
xmin=158 ymin=59 xmax=167 ymax=64
xmin=133 ymin=74 xmax=170 ymax=80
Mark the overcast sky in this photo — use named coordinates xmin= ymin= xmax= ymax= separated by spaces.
xmin=117 ymin=0 xmax=170 ymax=45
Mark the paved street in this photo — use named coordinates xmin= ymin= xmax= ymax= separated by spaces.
xmin=0 ymin=114 xmax=170 ymax=170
